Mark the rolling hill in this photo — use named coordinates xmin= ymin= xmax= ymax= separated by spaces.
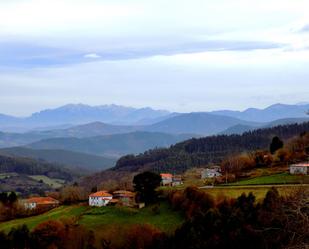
xmin=220 ymin=117 xmax=309 ymax=135
xmin=81 ymin=122 xmax=309 ymax=188
xmin=0 ymin=153 xmax=83 ymax=195
xmin=144 ymin=112 xmax=260 ymax=135
xmin=0 ymin=147 xmax=116 ymax=172
xmin=26 ymin=131 xmax=196 ymax=157
xmin=32 ymin=121 xmax=141 ymax=138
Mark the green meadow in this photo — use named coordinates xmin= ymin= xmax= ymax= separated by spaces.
xmin=0 ymin=202 xmax=184 ymax=234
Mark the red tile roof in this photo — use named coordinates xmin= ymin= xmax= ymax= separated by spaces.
xmin=25 ymin=197 xmax=59 ymax=205
xmin=89 ymin=191 xmax=112 ymax=197
xmin=160 ymin=173 xmax=173 ymax=178
xmin=291 ymin=163 xmax=309 ymax=167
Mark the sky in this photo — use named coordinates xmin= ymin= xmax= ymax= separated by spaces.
xmin=0 ymin=0 xmax=309 ymax=116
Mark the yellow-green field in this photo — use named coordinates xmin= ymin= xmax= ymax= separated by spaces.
xmin=200 ymin=184 xmax=305 ymax=200
xmin=161 ymin=183 xmax=306 ymax=200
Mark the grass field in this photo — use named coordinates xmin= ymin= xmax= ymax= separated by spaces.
xmin=227 ymin=173 xmax=309 ymax=186
xmin=0 ymin=173 xmax=18 ymax=179
xmin=28 ymin=175 xmax=65 ymax=189
xmin=0 ymin=206 xmax=88 ymax=233
xmin=0 ymin=202 xmax=184 ymax=234
xmin=201 ymin=184 xmax=305 ymax=200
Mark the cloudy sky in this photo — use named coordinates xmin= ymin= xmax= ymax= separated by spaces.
xmin=0 ymin=0 xmax=309 ymax=116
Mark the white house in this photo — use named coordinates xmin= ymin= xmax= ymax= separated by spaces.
xmin=160 ymin=173 xmax=173 ymax=186
xmin=23 ymin=197 xmax=59 ymax=210
xmin=89 ymin=191 xmax=113 ymax=207
xmin=201 ymin=167 xmax=222 ymax=179
xmin=289 ymin=163 xmax=309 ymax=175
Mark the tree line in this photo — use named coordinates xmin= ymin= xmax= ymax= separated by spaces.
xmin=114 ymin=122 xmax=309 ymax=174
xmin=0 ymin=154 xmax=75 ymax=181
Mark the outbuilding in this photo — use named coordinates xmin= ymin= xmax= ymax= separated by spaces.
xmin=289 ymin=163 xmax=309 ymax=175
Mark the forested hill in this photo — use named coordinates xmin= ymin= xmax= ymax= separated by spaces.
xmin=113 ymin=122 xmax=309 ymax=173
xmin=0 ymin=154 xmax=77 ymax=181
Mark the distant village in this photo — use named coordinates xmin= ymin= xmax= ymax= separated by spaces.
xmin=21 ymin=162 xmax=308 ymax=210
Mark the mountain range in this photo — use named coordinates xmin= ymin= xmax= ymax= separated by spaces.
xmin=0 ymin=102 xmax=308 ymax=173
xmin=0 ymin=104 xmax=172 ymax=132
xmin=1 ymin=103 xmax=308 ymax=132
xmin=211 ymin=103 xmax=309 ymax=122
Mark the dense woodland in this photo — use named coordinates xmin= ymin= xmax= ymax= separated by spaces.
xmin=0 ymin=155 xmax=75 ymax=181
xmin=114 ymin=122 xmax=309 ymax=173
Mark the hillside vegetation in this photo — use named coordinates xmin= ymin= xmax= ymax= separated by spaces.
xmin=27 ymin=132 xmax=194 ymax=157
xmin=0 ymin=147 xmax=116 ymax=171
xmin=0 ymin=154 xmax=80 ymax=194
xmin=115 ymin=122 xmax=309 ymax=173
xmin=82 ymin=122 xmax=309 ymax=188
xmin=0 ymin=202 xmax=184 ymax=234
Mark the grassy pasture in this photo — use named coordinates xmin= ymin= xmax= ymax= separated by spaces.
xmin=0 ymin=206 xmax=87 ymax=233
xmin=201 ymin=184 xmax=303 ymax=200
xmin=0 ymin=202 xmax=184 ymax=234
xmin=227 ymin=173 xmax=309 ymax=186
xmin=28 ymin=175 xmax=65 ymax=189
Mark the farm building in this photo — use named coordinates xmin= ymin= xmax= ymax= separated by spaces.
xmin=289 ymin=163 xmax=309 ymax=175
xmin=113 ymin=190 xmax=135 ymax=206
xmin=161 ymin=173 xmax=184 ymax=186
xmin=160 ymin=173 xmax=173 ymax=186
xmin=172 ymin=175 xmax=183 ymax=186
xmin=24 ymin=197 xmax=59 ymax=210
xmin=201 ymin=166 xmax=222 ymax=179
xmin=89 ymin=191 xmax=113 ymax=207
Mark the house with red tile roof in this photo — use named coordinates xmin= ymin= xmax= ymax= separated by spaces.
xmin=89 ymin=191 xmax=113 ymax=207
xmin=160 ymin=173 xmax=173 ymax=186
xmin=24 ymin=197 xmax=59 ymax=210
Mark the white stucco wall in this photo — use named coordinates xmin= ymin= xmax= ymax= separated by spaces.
xmin=290 ymin=166 xmax=308 ymax=175
xmin=24 ymin=202 xmax=37 ymax=210
xmin=89 ymin=196 xmax=112 ymax=207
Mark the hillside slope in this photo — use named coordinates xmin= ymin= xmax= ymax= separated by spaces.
xmin=144 ymin=112 xmax=259 ymax=135
xmin=33 ymin=121 xmax=141 ymax=138
xmin=0 ymin=147 xmax=116 ymax=172
xmin=27 ymin=132 xmax=196 ymax=157
xmin=82 ymin=122 xmax=309 ymax=187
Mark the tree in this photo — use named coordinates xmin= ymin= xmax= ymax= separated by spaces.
xmin=0 ymin=231 xmax=9 ymax=249
xmin=31 ymin=220 xmax=65 ymax=248
xmin=133 ymin=172 xmax=161 ymax=204
xmin=59 ymin=186 xmax=87 ymax=204
xmin=0 ymin=192 xmax=8 ymax=205
xmin=8 ymin=224 xmax=30 ymax=249
xmin=7 ymin=192 xmax=18 ymax=205
xmin=91 ymin=186 xmax=97 ymax=193
xmin=270 ymin=136 xmax=284 ymax=154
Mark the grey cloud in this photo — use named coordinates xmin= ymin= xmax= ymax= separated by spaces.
xmin=0 ymin=40 xmax=284 ymax=68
